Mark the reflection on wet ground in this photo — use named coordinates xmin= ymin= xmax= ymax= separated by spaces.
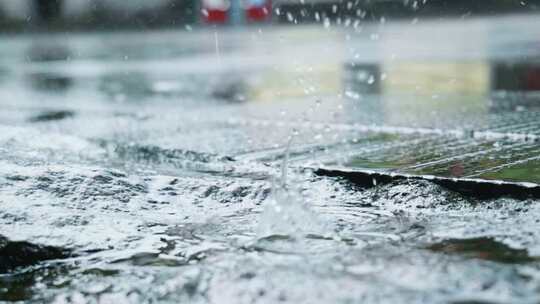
xmin=99 ymin=72 xmax=248 ymax=102
xmin=0 ymin=16 xmax=540 ymax=303
xmin=27 ymin=43 xmax=71 ymax=63
xmin=27 ymin=73 xmax=73 ymax=92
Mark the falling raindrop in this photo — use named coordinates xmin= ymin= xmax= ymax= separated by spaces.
xmin=214 ymin=31 xmax=221 ymax=61
xmin=286 ymin=12 xmax=294 ymax=23
xmin=323 ymin=18 xmax=331 ymax=29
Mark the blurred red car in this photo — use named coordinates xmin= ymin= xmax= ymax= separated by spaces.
xmin=245 ymin=0 xmax=271 ymax=22
xmin=201 ymin=0 xmax=230 ymax=23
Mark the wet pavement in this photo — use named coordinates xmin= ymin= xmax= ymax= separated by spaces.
xmin=1 ymin=14 xmax=540 ymax=303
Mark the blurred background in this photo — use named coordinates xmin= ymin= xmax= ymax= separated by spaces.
xmin=0 ymin=0 xmax=540 ymax=180
xmin=0 ymin=0 xmax=538 ymax=31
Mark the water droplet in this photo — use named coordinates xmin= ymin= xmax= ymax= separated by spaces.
xmin=345 ymin=90 xmax=360 ymax=100
xmin=323 ymin=18 xmax=331 ymax=29
xmin=324 ymin=125 xmax=331 ymax=133
xmin=286 ymin=12 xmax=294 ymax=22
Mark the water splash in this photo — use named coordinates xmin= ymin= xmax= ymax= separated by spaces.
xmin=214 ymin=30 xmax=221 ymax=62
xmin=257 ymin=129 xmax=328 ymax=238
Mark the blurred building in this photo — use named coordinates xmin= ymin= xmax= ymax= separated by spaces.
xmin=0 ymin=0 xmax=174 ymax=18
xmin=0 ymin=0 xmax=196 ymax=29
xmin=0 ymin=0 xmax=538 ymax=31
